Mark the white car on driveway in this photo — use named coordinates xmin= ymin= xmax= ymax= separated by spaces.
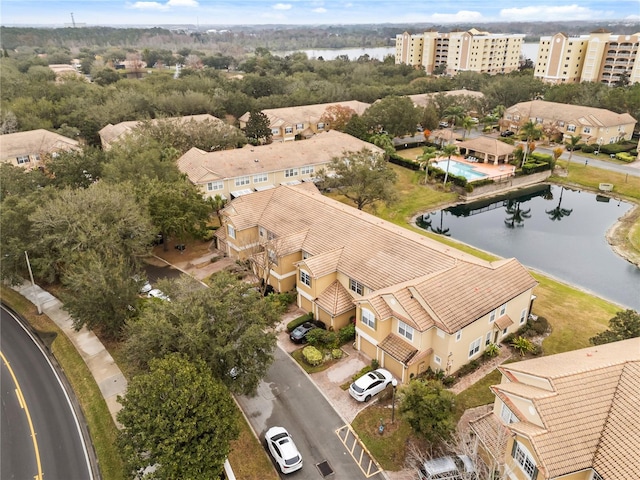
xmin=349 ymin=368 xmax=394 ymax=402
xmin=265 ymin=426 xmax=303 ymax=474
xmin=147 ymin=288 xmax=170 ymax=301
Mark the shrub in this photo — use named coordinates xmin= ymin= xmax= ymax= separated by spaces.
xmin=331 ymin=348 xmax=343 ymax=360
xmin=286 ymin=313 xmax=312 ymax=332
xmin=352 ymin=365 xmax=373 ymax=383
xmin=581 ymin=144 xmax=596 ymax=153
xmin=599 ymin=142 xmax=636 ymax=155
xmin=388 ymin=152 xmax=421 ymax=171
xmin=302 ymin=346 xmax=323 ymax=366
xmin=338 ymin=323 xmax=356 ymax=344
xmin=511 ymin=336 xmax=535 ymax=356
xmin=268 ymin=291 xmax=297 ymax=311
xmin=484 ymin=343 xmax=500 ymax=358
xmin=502 ymin=332 xmax=516 ymax=345
xmin=442 ymin=375 xmax=456 ymax=387
xmin=455 ymin=360 xmax=480 ymax=378
xmin=371 ymin=359 xmax=380 ymax=369
xmin=307 ymin=329 xmax=337 ymax=349
xmin=616 ymin=152 xmax=635 ymax=163
xmin=530 ymin=316 xmax=550 ymax=335
xmin=465 ymin=183 xmax=474 ymax=193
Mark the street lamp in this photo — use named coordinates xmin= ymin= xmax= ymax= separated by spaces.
xmin=391 ymin=379 xmax=398 ymax=423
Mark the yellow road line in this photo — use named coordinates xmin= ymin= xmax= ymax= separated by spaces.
xmin=1 ymin=351 xmax=44 ymax=480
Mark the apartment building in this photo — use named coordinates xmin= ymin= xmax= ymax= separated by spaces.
xmin=534 ymin=30 xmax=640 ymax=86
xmin=470 ymin=338 xmax=640 ymax=479
xmin=0 ymin=129 xmax=80 ymax=169
xmin=395 ymin=28 xmax=525 ymax=76
xmin=216 ymin=183 xmax=537 ymax=383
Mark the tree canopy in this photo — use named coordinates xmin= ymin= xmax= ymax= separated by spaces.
xmin=398 ymin=380 xmax=456 ymax=443
xmin=361 ymin=95 xmax=420 ymax=137
xmin=117 ymin=354 xmax=239 ymax=479
xmin=244 ymin=110 xmax=272 ymax=145
xmin=589 ymin=309 xmax=640 ymax=345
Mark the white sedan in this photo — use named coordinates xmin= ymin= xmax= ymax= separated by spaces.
xmin=265 ymin=426 xmax=303 ymax=474
xmin=349 ymin=368 xmax=394 ymax=402
xmin=147 ymin=288 xmax=170 ymax=301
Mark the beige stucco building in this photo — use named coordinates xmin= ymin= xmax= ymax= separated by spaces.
xmin=238 ymin=101 xmax=370 ymax=143
xmin=216 ymin=183 xmax=538 ymax=383
xmin=177 ymin=130 xmax=383 ymax=200
xmin=0 ymin=129 xmax=80 ymax=169
xmin=470 ymin=338 xmax=640 ymax=480
xmin=534 ymin=30 xmax=640 ymax=86
xmin=396 ymin=28 xmax=525 ymax=76
xmin=502 ymin=100 xmax=636 ymax=145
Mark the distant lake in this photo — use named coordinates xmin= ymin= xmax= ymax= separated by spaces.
xmin=275 ymin=43 xmax=539 ymax=62
xmin=416 ymin=184 xmax=640 ymax=310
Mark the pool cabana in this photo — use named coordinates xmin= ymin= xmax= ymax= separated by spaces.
xmin=457 ymin=136 xmax=515 ymax=165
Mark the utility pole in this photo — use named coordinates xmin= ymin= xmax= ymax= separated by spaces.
xmin=70 ymin=12 xmax=76 ymax=28
xmin=25 ymin=251 xmax=42 ymax=315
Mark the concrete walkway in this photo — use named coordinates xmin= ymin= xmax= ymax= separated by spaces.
xmin=12 ymin=281 xmax=126 ymax=426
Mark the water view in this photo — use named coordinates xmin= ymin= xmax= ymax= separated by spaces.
xmin=417 ymin=184 xmax=640 ymax=310
xmin=432 ymin=160 xmax=488 ymax=181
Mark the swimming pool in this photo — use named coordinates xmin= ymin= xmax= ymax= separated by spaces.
xmin=432 ymin=160 xmax=488 ymax=182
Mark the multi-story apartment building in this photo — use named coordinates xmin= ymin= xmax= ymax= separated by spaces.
xmin=0 ymin=129 xmax=80 ymax=169
xmin=395 ymin=28 xmax=525 ymax=76
xmin=534 ymin=30 xmax=640 ymax=86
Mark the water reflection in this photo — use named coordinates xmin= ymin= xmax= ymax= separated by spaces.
xmin=416 ymin=184 xmax=640 ymax=309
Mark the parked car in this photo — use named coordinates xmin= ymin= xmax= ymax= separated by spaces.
xmin=418 ymin=454 xmax=477 ymax=480
xmin=439 ymin=121 xmax=449 ymax=128
xmin=349 ymin=368 xmax=394 ymax=402
xmin=289 ymin=320 xmax=326 ymax=344
xmin=133 ymin=275 xmax=153 ymax=294
xmin=500 ymin=130 xmax=515 ymax=137
xmin=265 ymin=426 xmax=303 ymax=474
xmin=147 ymin=288 xmax=170 ymax=301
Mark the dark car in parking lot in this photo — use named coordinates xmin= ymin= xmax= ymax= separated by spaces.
xmin=289 ymin=321 xmax=326 ymax=344
xmin=500 ymin=130 xmax=515 ymax=137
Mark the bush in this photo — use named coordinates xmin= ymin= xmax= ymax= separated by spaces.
xmin=530 ymin=316 xmax=550 ymax=335
xmin=302 ymin=346 xmax=323 ymax=366
xmin=286 ymin=313 xmax=313 ymax=332
xmin=338 ymin=323 xmax=356 ymax=344
xmin=469 ymin=177 xmax=495 ymax=188
xmin=352 ymin=365 xmax=373 ymax=383
xmin=616 ymin=152 xmax=636 ymax=163
xmin=484 ymin=343 xmax=500 ymax=358
xmin=389 ymin=152 xmax=421 ymax=171
xmin=331 ymin=348 xmax=343 ymax=360
xmin=371 ymin=358 xmax=380 ymax=369
xmin=511 ymin=336 xmax=535 ymax=356
xmin=268 ymin=291 xmax=297 ymax=311
xmin=307 ymin=329 xmax=337 ymax=349
xmin=442 ymin=375 xmax=456 ymax=387
xmin=455 ymin=359 xmax=480 ymax=378
xmin=599 ymin=142 xmax=636 ymax=155
xmin=581 ymin=145 xmax=596 ymax=153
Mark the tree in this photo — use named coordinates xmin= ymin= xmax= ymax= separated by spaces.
xmin=590 ymin=310 xmax=640 ymax=345
xmin=398 ymin=380 xmax=456 ymax=443
xmin=442 ymin=105 xmax=465 ymax=130
xmin=440 ymin=144 xmax=458 ymax=185
xmin=319 ymin=104 xmax=356 ymax=132
xmin=460 ymin=115 xmax=475 ymax=140
xmin=418 ymin=146 xmax=438 ymax=184
xmin=520 ymin=120 xmax=542 ymax=167
xmin=565 ymin=134 xmax=582 ymax=171
xmin=44 ymin=146 xmax=106 ymax=189
xmin=207 ymin=194 xmax=227 ymax=227
xmin=343 ymin=114 xmax=368 ymax=140
xmin=318 ymin=148 xmax=398 ymax=210
xmin=244 ymin=110 xmax=272 ymax=145
xmin=368 ymin=133 xmax=395 ymax=159
xmin=117 ymin=354 xmax=239 ymax=479
xmin=123 ymin=272 xmax=282 ymax=394
xmin=60 ymin=251 xmax=139 ymax=339
xmin=361 ymin=95 xmax=420 ymax=138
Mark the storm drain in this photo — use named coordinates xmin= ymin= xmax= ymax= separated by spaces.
xmin=316 ymin=460 xmax=334 ymax=477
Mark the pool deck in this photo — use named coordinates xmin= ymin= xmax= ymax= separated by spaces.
xmin=437 ymin=156 xmax=516 ymax=180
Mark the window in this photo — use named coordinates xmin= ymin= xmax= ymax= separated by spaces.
xmin=455 ymin=330 xmax=462 ymax=342
xmin=558 ymin=121 xmax=565 ymax=127
xmin=485 ymin=331 xmax=492 ymax=346
xmin=285 ymin=127 xmax=293 ymax=134
xmin=567 ymin=124 xmax=576 ymax=132
xmin=207 ymin=181 xmax=223 ymax=191
xmin=349 ymin=278 xmax=364 ymax=295
xmin=284 ymin=168 xmax=298 ymax=178
xmin=296 ymin=123 xmax=304 ymax=131
xmin=501 ymin=403 xmax=518 ymax=423
xmin=317 ymin=122 xmax=326 ymax=130
xmin=16 ymin=155 xmax=30 ymax=164
xmin=300 ymin=270 xmax=311 ymax=287
xmin=489 ymin=310 xmax=496 ymax=323
xmin=361 ymin=308 xmax=375 ymax=329
xmin=300 ymin=165 xmax=314 ymax=175
xmin=267 ymin=249 xmax=278 ymax=266
xmin=520 ymin=309 xmax=527 ymax=325
xmin=499 ymin=303 xmax=507 ymax=316
xmin=583 ymin=127 xmax=591 ymax=134
xmin=271 ymin=128 xmax=280 ymax=135
xmin=469 ymin=337 xmax=482 ymax=358
xmin=511 ymin=441 xmax=538 ymax=479
xmin=398 ymin=321 xmax=414 ymax=341
xmin=503 ymin=328 xmax=508 ymax=336
xmin=235 ymin=176 xmax=250 ymax=187
xmin=227 ymin=224 xmax=236 ymax=239
xmin=253 ymin=173 xmax=268 ymax=183
xmin=434 ymin=355 xmax=441 ymax=365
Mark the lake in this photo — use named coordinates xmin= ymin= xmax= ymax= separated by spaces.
xmin=416 ymin=184 xmax=640 ymax=310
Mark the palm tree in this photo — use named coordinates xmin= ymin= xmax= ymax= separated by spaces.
xmin=545 ymin=187 xmax=573 ymax=221
xmin=433 ymin=210 xmax=451 ymax=236
xmin=565 ymin=134 xmax=581 ymax=172
xmin=418 ymin=146 xmax=438 ymax=184
xmin=443 ymin=105 xmax=465 ymax=140
xmin=207 ymin=194 xmax=227 ymax=227
xmin=461 ymin=116 xmax=475 ymax=140
xmin=520 ymin=120 xmax=542 ymax=168
xmin=504 ymin=200 xmax=532 ymax=228
xmin=440 ymin=144 xmax=458 ymax=185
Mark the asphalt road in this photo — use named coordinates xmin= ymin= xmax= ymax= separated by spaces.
xmin=0 ymin=305 xmax=93 ymax=480
xmin=237 ymin=347 xmax=385 ymax=480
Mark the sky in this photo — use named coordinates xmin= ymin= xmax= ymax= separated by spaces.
xmin=1 ymin=0 xmax=639 ymax=27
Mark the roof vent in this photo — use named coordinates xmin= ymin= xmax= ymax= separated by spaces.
xmin=254 ymin=158 xmax=259 ymax=162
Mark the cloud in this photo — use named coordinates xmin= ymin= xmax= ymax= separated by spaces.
xmin=313 ymin=7 xmax=327 ymax=13
xmin=167 ymin=0 xmax=199 ymax=6
xmin=273 ymin=3 xmax=292 ymax=10
xmin=500 ymin=4 xmax=603 ymax=21
xmin=428 ymin=10 xmax=484 ymax=22
xmin=130 ymin=1 xmax=168 ymax=11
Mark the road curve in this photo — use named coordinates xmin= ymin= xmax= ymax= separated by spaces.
xmin=0 ymin=304 xmax=94 ymax=480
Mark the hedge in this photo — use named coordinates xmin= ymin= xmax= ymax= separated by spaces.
xmin=302 ymin=346 xmax=323 ymax=366
xmin=287 ymin=313 xmax=313 ymax=332
xmin=598 ymin=142 xmax=636 ymax=155
xmin=616 ymin=152 xmax=636 ymax=163
xmin=388 ymin=152 xmax=420 ymax=171
xmin=429 ymin=165 xmax=468 ymax=187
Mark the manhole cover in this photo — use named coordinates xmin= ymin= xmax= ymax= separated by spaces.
xmin=316 ymin=460 xmax=334 ymax=477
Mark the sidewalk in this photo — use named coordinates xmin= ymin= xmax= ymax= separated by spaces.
xmin=12 ymin=281 xmax=126 ymax=426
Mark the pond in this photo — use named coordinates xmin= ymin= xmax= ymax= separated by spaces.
xmin=416 ymin=184 xmax=640 ymax=310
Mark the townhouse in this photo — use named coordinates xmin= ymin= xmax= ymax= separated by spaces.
xmin=502 ymin=100 xmax=636 ymax=145
xmin=177 ymin=130 xmax=383 ymax=200
xmin=470 ymin=338 xmax=640 ymax=479
xmin=238 ymin=101 xmax=370 ymax=142
xmin=0 ymin=129 xmax=80 ymax=169
xmin=396 ymin=28 xmax=524 ymax=76
xmin=98 ymin=114 xmax=223 ymax=150
xmin=216 ymin=183 xmax=538 ymax=383
xmin=534 ymin=30 xmax=640 ymax=86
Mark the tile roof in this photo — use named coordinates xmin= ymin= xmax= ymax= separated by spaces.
xmin=379 ymin=333 xmax=418 ymax=364
xmin=492 ymin=338 xmax=640 ymax=479
xmin=495 ymin=314 xmax=514 ymax=330
xmin=0 ymin=129 xmax=80 ymax=159
xmin=224 ymin=185 xmax=536 ymax=333
xmin=178 ymin=130 xmax=383 ymax=184
xmin=315 ymin=280 xmax=355 ymax=316
xmin=457 ymin=136 xmax=516 ymax=157
xmin=505 ymin=100 xmax=636 ymax=128
xmin=408 ymin=90 xmax=484 ymax=108
xmin=238 ymin=100 xmax=371 ymax=125
xmin=469 ymin=412 xmax=510 ymax=464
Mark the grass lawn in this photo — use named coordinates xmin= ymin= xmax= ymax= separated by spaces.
xmin=228 ymin=408 xmax=279 ymax=480
xmin=553 ymin=161 xmax=640 ymax=201
xmin=454 ymin=369 xmax=502 ymax=419
xmin=0 ymin=286 xmax=126 ymax=480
